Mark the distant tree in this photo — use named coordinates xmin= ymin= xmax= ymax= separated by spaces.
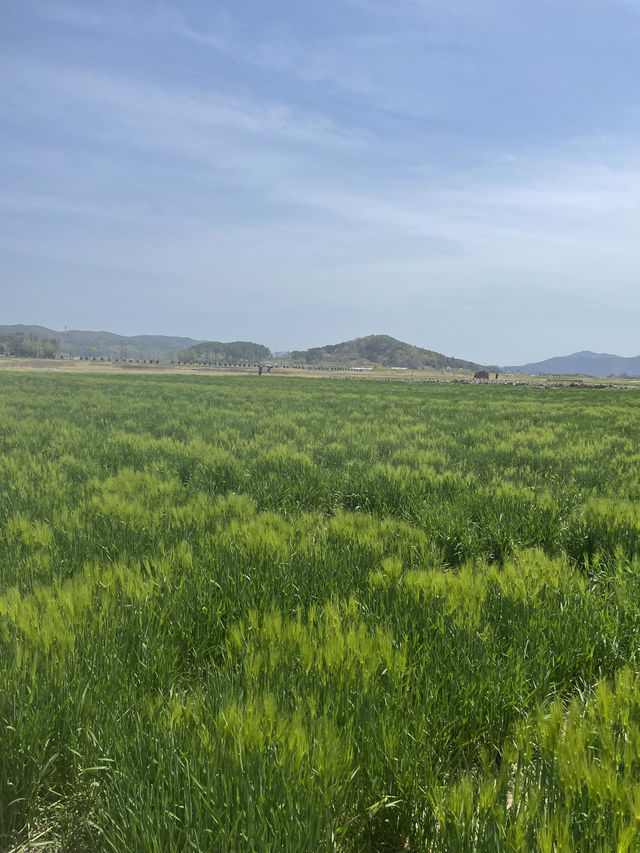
xmin=0 ymin=334 xmax=58 ymax=358
xmin=41 ymin=339 xmax=58 ymax=358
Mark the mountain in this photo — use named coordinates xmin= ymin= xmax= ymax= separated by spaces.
xmin=0 ymin=328 xmax=59 ymax=358
xmin=0 ymin=325 xmax=500 ymax=370
xmin=0 ymin=324 xmax=269 ymax=362
xmin=0 ymin=325 xmax=203 ymax=360
xmin=290 ymin=335 xmax=490 ymax=370
xmin=506 ymin=351 xmax=640 ymax=377
xmin=0 ymin=324 xmax=270 ymax=363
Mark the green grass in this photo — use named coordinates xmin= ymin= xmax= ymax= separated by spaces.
xmin=1 ymin=372 xmax=640 ymax=850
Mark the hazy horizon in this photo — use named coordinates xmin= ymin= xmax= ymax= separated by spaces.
xmin=3 ymin=1 xmax=640 ymax=364
xmin=6 ymin=322 xmax=640 ymax=368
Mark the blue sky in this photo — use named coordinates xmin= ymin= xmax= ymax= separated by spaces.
xmin=2 ymin=0 xmax=640 ymax=363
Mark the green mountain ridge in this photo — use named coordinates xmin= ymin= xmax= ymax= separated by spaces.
xmin=0 ymin=326 xmax=492 ymax=370
xmin=0 ymin=326 xmax=268 ymax=363
xmin=291 ymin=334 xmax=490 ymax=370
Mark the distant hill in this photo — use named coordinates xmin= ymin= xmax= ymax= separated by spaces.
xmin=0 ymin=325 xmax=271 ymax=363
xmin=506 ymin=351 xmax=640 ymax=378
xmin=290 ymin=335 xmax=488 ymax=370
xmin=0 ymin=325 xmax=501 ymax=370
xmin=0 ymin=330 xmax=59 ymax=358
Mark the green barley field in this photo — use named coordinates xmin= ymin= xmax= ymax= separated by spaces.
xmin=3 ymin=371 xmax=640 ymax=852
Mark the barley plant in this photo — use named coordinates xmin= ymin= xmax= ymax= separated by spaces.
xmin=2 ymin=372 xmax=640 ymax=850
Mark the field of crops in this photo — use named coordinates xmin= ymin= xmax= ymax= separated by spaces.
xmin=2 ymin=372 xmax=640 ymax=851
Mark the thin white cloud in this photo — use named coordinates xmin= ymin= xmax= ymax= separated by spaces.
xmin=170 ymin=12 xmax=471 ymax=115
xmin=1 ymin=56 xmax=370 ymax=153
xmin=4 ymin=52 xmax=640 ymax=267
xmin=32 ymin=0 xmax=117 ymax=29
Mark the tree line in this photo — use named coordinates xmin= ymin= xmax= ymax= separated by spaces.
xmin=0 ymin=334 xmax=58 ymax=358
xmin=172 ymin=341 xmax=271 ymax=364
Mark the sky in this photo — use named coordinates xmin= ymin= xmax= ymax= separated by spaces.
xmin=2 ymin=0 xmax=640 ymax=363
